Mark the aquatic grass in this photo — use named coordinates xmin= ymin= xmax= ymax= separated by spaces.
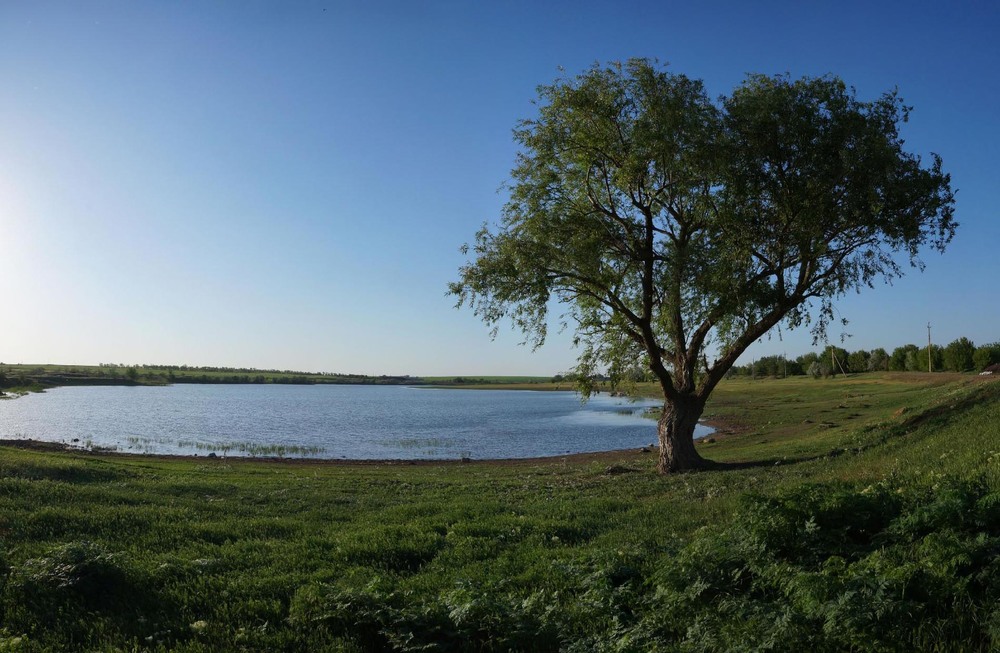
xmin=378 ymin=437 xmax=452 ymax=450
xmin=165 ymin=438 xmax=326 ymax=458
xmin=218 ymin=441 xmax=325 ymax=458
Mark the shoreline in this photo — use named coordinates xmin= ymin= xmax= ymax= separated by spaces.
xmin=0 ymin=415 xmax=734 ymax=467
xmin=0 ymin=437 xmax=656 ymax=466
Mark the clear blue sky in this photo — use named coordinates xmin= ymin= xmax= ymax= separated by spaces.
xmin=1 ymin=1 xmax=996 ymax=375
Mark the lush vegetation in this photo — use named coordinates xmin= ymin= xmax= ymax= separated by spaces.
xmin=0 ymin=363 xmax=417 ymax=391
xmin=421 ymin=376 xmax=553 ymax=385
xmin=727 ymin=337 xmax=1000 ymax=379
xmin=0 ymin=364 xmax=551 ymax=394
xmin=1 ymin=373 xmax=999 ymax=650
xmin=450 ymin=59 xmax=955 ymax=472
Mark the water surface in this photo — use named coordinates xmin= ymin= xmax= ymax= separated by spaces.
xmin=0 ymin=384 xmax=712 ymax=459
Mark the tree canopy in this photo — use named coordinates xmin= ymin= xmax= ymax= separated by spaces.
xmin=452 ymin=59 xmax=955 ymax=472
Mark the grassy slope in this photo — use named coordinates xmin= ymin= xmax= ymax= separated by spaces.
xmin=1 ymin=373 xmax=999 ymax=651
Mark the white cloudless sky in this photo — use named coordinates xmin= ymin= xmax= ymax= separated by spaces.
xmin=0 ymin=1 xmax=997 ymax=375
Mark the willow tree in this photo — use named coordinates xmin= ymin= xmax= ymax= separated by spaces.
xmin=451 ymin=60 xmax=955 ymax=473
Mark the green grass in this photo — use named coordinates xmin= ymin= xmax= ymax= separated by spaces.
xmin=1 ymin=373 xmax=999 ymax=650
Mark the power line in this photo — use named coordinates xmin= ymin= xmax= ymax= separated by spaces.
xmin=927 ymin=322 xmax=933 ymax=373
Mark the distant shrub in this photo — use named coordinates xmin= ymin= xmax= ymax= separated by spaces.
xmin=943 ymin=337 xmax=977 ymax=372
xmin=807 ymin=361 xmax=828 ymax=379
xmin=974 ymin=343 xmax=1000 ymax=371
xmin=847 ymin=350 xmax=870 ymax=373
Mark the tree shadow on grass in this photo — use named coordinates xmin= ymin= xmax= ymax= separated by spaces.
xmin=705 ymin=453 xmax=835 ymax=472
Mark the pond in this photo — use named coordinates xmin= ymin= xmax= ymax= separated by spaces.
xmin=0 ymin=384 xmax=713 ymax=459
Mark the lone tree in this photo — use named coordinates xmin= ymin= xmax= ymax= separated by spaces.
xmin=451 ymin=60 xmax=955 ymax=473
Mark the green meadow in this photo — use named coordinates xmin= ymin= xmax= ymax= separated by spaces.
xmin=2 ymin=373 xmax=1000 ymax=651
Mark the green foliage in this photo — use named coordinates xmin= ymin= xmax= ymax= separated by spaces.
xmin=890 ymin=344 xmax=919 ymax=371
xmin=846 ymin=350 xmax=870 ymax=373
xmin=974 ymin=343 xmax=1000 ymax=371
xmin=807 ymin=360 xmax=829 ymax=378
xmin=943 ymin=337 xmax=976 ymax=372
xmin=733 ymin=355 xmax=801 ymax=378
xmin=3 ymin=374 xmax=1000 ymax=649
xmin=798 ymin=352 xmax=820 ymax=369
xmin=916 ymin=344 xmax=945 ymax=373
xmin=821 ymin=345 xmax=850 ymax=376
xmin=737 ymin=344 xmax=947 ymax=379
xmin=636 ymin=478 xmax=1000 ymax=651
xmin=0 ymin=363 xmax=424 ymax=389
xmin=288 ymin=579 xmax=565 ymax=651
xmin=451 ymin=59 xmax=955 ymax=466
xmin=868 ymin=347 xmax=889 ymax=372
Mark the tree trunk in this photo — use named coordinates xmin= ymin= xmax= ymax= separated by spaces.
xmin=657 ymin=396 xmax=709 ymax=473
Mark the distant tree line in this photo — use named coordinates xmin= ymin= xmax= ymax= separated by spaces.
xmin=0 ymin=364 xmax=420 ymax=389
xmin=99 ymin=363 xmax=416 ymax=380
xmin=730 ymin=338 xmax=1000 ymax=379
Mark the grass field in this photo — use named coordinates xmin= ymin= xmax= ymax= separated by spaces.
xmin=1 ymin=373 xmax=999 ymax=650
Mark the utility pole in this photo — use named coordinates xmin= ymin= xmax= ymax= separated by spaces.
xmin=927 ymin=322 xmax=933 ymax=373
xmin=783 ymin=352 xmax=787 ymax=378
